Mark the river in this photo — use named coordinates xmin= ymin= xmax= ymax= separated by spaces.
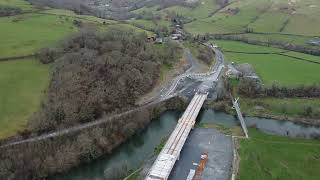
xmin=52 ymin=110 xmax=320 ymax=180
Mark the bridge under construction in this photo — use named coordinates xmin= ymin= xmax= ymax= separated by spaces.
xmin=146 ymin=92 xmax=208 ymax=180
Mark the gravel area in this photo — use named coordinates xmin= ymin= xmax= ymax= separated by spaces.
xmin=169 ymin=128 xmax=233 ymax=180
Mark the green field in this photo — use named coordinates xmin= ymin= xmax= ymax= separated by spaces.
xmin=41 ymin=9 xmax=118 ymax=24
xmin=0 ymin=0 xmax=34 ymax=11
xmin=131 ymin=0 xmax=219 ymax=20
xmin=238 ymin=129 xmax=320 ymax=180
xmin=283 ymin=51 xmax=320 ymax=63
xmin=282 ymin=0 xmax=320 ymax=36
xmin=131 ymin=5 xmax=160 ymax=15
xmin=128 ymin=19 xmax=171 ymax=31
xmin=185 ymin=0 xmax=271 ymax=34
xmin=0 ymin=9 xmax=156 ymax=58
xmin=160 ymin=0 xmax=219 ymax=19
xmin=0 ymin=13 xmax=76 ymax=57
xmin=130 ymin=0 xmax=320 ymax=37
xmin=219 ymin=33 xmax=319 ymax=50
xmin=104 ymin=23 xmax=155 ymax=37
xmin=182 ymin=0 xmax=320 ymax=36
xmin=240 ymin=97 xmax=320 ymax=119
xmin=214 ymin=40 xmax=320 ymax=86
xmin=0 ymin=59 xmax=49 ymax=139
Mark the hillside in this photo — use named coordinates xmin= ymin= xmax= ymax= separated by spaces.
xmin=130 ymin=0 xmax=320 ymax=53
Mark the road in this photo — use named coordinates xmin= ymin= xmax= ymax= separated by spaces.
xmin=159 ymin=44 xmax=225 ymax=101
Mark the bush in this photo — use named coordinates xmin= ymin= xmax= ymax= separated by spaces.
xmin=197 ymin=46 xmax=215 ymax=65
xmin=104 ymin=163 xmax=129 ymax=180
xmin=237 ymin=79 xmax=320 ymax=98
xmin=38 ymin=47 xmax=62 ymax=64
xmin=0 ymin=6 xmax=21 ymax=17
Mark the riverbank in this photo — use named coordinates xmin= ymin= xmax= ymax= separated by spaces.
xmin=0 ymin=96 xmax=188 ymax=179
xmin=205 ymin=99 xmax=320 ymax=127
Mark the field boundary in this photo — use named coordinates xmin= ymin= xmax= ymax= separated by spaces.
xmin=208 ymin=1 xmax=235 ymax=18
xmin=35 ymin=12 xmax=119 ymax=25
xmin=0 ymin=54 xmax=36 ymax=62
xmin=244 ymin=5 xmax=271 ymax=30
xmin=223 ymin=50 xmax=288 ymax=55
xmin=211 ymin=32 xmax=318 ymax=38
xmin=222 ymin=50 xmax=320 ymax=65
xmin=251 ymin=138 xmax=320 ymax=146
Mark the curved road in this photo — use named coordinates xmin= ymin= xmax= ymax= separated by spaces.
xmin=161 ymin=44 xmax=225 ymax=99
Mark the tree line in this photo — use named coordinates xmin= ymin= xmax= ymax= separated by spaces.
xmin=237 ymin=77 xmax=320 ymax=98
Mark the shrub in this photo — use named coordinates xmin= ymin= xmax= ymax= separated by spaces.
xmin=38 ymin=47 xmax=62 ymax=64
xmin=0 ymin=6 xmax=21 ymax=17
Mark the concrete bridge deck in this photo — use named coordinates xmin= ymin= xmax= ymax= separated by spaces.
xmin=146 ymin=92 xmax=208 ymax=180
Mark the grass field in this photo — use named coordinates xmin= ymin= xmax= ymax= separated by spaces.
xmin=221 ymin=33 xmax=318 ymax=49
xmin=131 ymin=5 xmax=160 ymax=15
xmin=283 ymin=51 xmax=320 ymax=63
xmin=213 ymin=40 xmax=320 ymax=86
xmin=130 ymin=0 xmax=320 ymax=37
xmin=238 ymin=128 xmax=320 ymax=180
xmin=0 ymin=59 xmax=49 ymax=139
xmin=41 ymin=9 xmax=118 ymax=24
xmin=182 ymin=0 xmax=320 ymax=36
xmin=240 ymin=97 xmax=320 ymax=119
xmin=214 ymin=40 xmax=284 ymax=53
xmin=0 ymin=13 xmax=76 ymax=57
xmin=0 ymin=9 xmax=154 ymax=58
xmin=161 ymin=0 xmax=219 ymax=19
xmin=185 ymin=0 xmax=271 ymax=35
xmin=104 ymin=23 xmax=155 ymax=37
xmin=282 ymin=0 xmax=320 ymax=36
xmin=128 ymin=19 xmax=171 ymax=31
xmin=248 ymin=12 xmax=288 ymax=33
xmin=0 ymin=0 xmax=34 ymax=11
xmin=131 ymin=0 xmax=219 ymax=20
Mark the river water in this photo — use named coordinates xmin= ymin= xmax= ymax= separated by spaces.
xmin=52 ymin=110 xmax=320 ymax=180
